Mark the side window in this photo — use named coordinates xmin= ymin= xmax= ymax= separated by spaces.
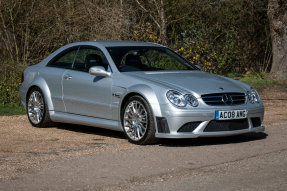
xmin=73 ymin=48 xmax=110 ymax=72
xmin=47 ymin=48 xmax=78 ymax=69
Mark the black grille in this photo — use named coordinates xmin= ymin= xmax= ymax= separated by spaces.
xmin=177 ymin=122 xmax=202 ymax=132
xmin=201 ymin=92 xmax=246 ymax=106
xmin=204 ymin=119 xmax=249 ymax=132
xmin=251 ymin=117 xmax=261 ymax=127
xmin=156 ymin=117 xmax=170 ymax=133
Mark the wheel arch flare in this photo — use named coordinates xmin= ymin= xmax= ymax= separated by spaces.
xmin=119 ymin=84 xmax=163 ymax=131
xmin=26 ymin=77 xmax=54 ymax=111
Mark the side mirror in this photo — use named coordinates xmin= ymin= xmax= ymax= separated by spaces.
xmin=195 ymin=65 xmax=202 ymax=70
xmin=89 ymin=66 xmax=111 ymax=77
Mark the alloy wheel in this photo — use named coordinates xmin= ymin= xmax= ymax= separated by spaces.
xmin=123 ymin=100 xmax=148 ymax=141
xmin=28 ymin=91 xmax=44 ymax=124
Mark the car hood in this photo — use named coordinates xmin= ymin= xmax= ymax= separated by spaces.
xmin=123 ymin=71 xmax=248 ymax=96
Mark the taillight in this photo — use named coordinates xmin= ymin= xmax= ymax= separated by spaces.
xmin=21 ymin=73 xmax=24 ymax=83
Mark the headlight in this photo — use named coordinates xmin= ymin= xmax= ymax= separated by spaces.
xmin=166 ymin=90 xmax=198 ymax=107
xmin=185 ymin=94 xmax=199 ymax=107
xmin=247 ymin=87 xmax=260 ymax=104
xmin=166 ymin=90 xmax=187 ymax=107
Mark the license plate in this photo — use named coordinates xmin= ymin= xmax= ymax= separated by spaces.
xmin=215 ymin=110 xmax=247 ymax=120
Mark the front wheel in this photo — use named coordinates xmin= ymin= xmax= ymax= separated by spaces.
xmin=27 ymin=87 xmax=55 ymax=128
xmin=122 ymin=95 xmax=159 ymax=145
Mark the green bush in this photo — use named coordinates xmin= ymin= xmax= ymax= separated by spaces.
xmin=169 ymin=0 xmax=270 ymax=75
xmin=0 ymin=62 xmax=26 ymax=106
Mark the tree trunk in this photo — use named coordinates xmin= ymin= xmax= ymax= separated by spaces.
xmin=268 ymin=0 xmax=287 ymax=80
xmin=159 ymin=0 xmax=168 ymax=45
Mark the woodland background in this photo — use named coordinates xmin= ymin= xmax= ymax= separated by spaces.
xmin=0 ymin=0 xmax=279 ymax=105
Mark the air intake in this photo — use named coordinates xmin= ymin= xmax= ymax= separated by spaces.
xmin=251 ymin=117 xmax=261 ymax=127
xmin=177 ymin=122 xmax=202 ymax=132
xmin=204 ymin=119 xmax=249 ymax=132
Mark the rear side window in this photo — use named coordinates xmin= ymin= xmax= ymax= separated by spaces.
xmin=47 ymin=47 xmax=79 ymax=69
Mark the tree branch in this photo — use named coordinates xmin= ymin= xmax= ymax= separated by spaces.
xmin=135 ymin=0 xmax=160 ymax=29
xmin=165 ymin=0 xmax=179 ymax=13
xmin=167 ymin=12 xmax=190 ymax=26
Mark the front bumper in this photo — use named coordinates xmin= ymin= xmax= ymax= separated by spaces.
xmin=155 ymin=126 xmax=265 ymax=138
xmin=155 ymin=104 xmax=265 ymax=139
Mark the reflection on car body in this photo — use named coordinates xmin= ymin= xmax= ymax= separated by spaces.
xmin=19 ymin=41 xmax=265 ymax=145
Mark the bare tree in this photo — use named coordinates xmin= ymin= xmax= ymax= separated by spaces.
xmin=268 ymin=0 xmax=287 ymax=80
xmin=82 ymin=0 xmax=137 ymax=41
xmin=134 ymin=0 xmax=192 ymax=45
xmin=0 ymin=0 xmax=143 ymax=64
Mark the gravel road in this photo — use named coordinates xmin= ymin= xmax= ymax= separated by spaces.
xmin=0 ymin=123 xmax=286 ymax=190
xmin=0 ymin=85 xmax=286 ymax=190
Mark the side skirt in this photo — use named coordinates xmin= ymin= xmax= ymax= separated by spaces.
xmin=50 ymin=111 xmax=122 ymax=132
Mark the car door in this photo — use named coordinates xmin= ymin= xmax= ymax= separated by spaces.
xmin=62 ymin=46 xmax=113 ymax=119
xmin=43 ymin=46 xmax=79 ymax=112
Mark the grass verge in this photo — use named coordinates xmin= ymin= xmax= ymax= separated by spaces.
xmin=0 ymin=104 xmax=26 ymax=116
xmin=227 ymin=72 xmax=281 ymax=90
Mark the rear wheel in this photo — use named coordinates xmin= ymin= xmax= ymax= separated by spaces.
xmin=27 ymin=87 xmax=55 ymax=127
xmin=122 ymin=95 xmax=159 ymax=145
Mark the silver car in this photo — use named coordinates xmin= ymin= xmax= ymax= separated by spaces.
xmin=19 ymin=41 xmax=265 ymax=144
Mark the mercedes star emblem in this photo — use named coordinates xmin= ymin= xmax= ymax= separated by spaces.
xmin=222 ymin=94 xmax=233 ymax=105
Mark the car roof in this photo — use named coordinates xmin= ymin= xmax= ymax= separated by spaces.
xmin=65 ymin=41 xmax=165 ymax=48
xmin=95 ymin=41 xmax=164 ymax=47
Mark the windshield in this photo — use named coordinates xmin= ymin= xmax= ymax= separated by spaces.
xmin=106 ymin=46 xmax=198 ymax=72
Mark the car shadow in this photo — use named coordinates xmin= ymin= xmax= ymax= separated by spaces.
xmin=157 ymin=132 xmax=268 ymax=147
xmin=52 ymin=123 xmax=268 ymax=147
xmin=54 ymin=123 xmax=126 ymax=140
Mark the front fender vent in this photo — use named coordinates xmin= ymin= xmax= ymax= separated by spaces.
xmin=156 ymin=117 xmax=170 ymax=133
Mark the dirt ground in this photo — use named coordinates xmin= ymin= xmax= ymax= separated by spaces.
xmin=258 ymin=84 xmax=287 ymax=126
xmin=0 ymin=84 xmax=287 ymax=182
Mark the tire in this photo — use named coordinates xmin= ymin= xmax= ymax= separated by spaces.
xmin=26 ymin=87 xmax=55 ymax=128
xmin=121 ymin=95 xmax=159 ymax=145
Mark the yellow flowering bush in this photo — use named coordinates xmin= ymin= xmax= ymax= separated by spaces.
xmin=133 ymin=22 xmax=161 ymax=44
xmin=172 ymin=36 xmax=238 ymax=74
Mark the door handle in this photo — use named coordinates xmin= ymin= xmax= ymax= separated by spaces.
xmin=64 ymin=74 xmax=72 ymax=80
